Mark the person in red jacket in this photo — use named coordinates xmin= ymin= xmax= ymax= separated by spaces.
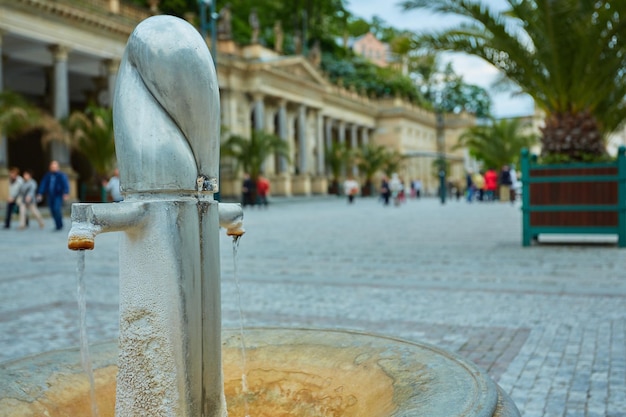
xmin=256 ymin=175 xmax=270 ymax=208
xmin=483 ymin=168 xmax=498 ymax=201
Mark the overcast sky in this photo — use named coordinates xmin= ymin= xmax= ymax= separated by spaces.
xmin=345 ymin=0 xmax=535 ymax=118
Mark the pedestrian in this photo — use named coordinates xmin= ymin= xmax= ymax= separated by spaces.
xmin=380 ymin=175 xmax=391 ymax=206
xmin=413 ymin=179 xmax=422 ymax=199
xmin=472 ymin=171 xmax=485 ymax=201
xmin=256 ymin=174 xmax=270 ymax=208
xmin=36 ymin=160 xmax=70 ymax=231
xmin=455 ymin=183 xmax=462 ymax=201
xmin=389 ymin=173 xmax=403 ymax=207
xmin=343 ymin=175 xmax=359 ymax=204
xmin=509 ymin=164 xmax=519 ymax=203
xmin=241 ymin=173 xmax=255 ymax=207
xmin=103 ymin=168 xmax=123 ymax=202
xmin=499 ymin=165 xmax=513 ymax=203
xmin=4 ymin=167 xmax=24 ymax=229
xmin=17 ymin=169 xmax=45 ymax=229
xmin=466 ymin=171 xmax=475 ymax=202
xmin=398 ymin=177 xmax=407 ymax=204
xmin=484 ymin=168 xmax=498 ymax=201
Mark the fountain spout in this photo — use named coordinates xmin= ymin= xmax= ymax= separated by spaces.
xmin=68 ymin=202 xmax=148 ymax=250
xmin=218 ymin=203 xmax=245 ymax=237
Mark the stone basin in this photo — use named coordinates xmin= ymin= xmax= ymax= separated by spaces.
xmin=0 ymin=328 xmax=519 ymax=417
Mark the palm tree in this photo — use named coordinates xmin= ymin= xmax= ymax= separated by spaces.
xmin=354 ymin=143 xmax=390 ymax=196
xmin=221 ymin=129 xmax=289 ymax=199
xmin=0 ymin=91 xmax=42 ymax=137
xmin=63 ymin=104 xmax=116 ymax=201
xmin=455 ymin=117 xmax=538 ymax=170
xmin=382 ymin=149 xmax=405 ymax=177
xmin=325 ymin=141 xmax=352 ymax=194
xmin=400 ymin=0 xmax=626 ymax=162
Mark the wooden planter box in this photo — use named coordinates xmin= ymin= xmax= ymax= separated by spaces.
xmin=520 ymin=147 xmax=626 ymax=247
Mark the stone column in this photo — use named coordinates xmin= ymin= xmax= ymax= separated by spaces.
xmin=316 ymin=112 xmax=324 ymax=175
xmin=49 ymin=45 xmax=78 ymax=199
xmin=105 ymin=59 xmax=119 ymax=108
xmin=338 ymin=121 xmax=346 ymax=145
xmin=362 ymin=126 xmax=370 ymax=146
xmin=263 ymin=104 xmax=276 ymax=175
xmin=269 ymin=99 xmax=291 ymax=196
xmin=324 ymin=117 xmax=333 ymax=153
xmin=0 ymin=32 xmax=7 ymax=172
xmin=310 ymin=111 xmax=328 ymax=194
xmin=338 ymin=121 xmax=346 ymax=178
xmin=251 ymin=94 xmax=265 ymax=176
xmin=252 ymin=93 xmax=264 ymax=132
xmin=277 ymin=99 xmax=288 ymax=173
xmin=290 ymin=104 xmax=311 ymax=195
xmin=297 ymin=104 xmax=307 ymax=174
xmin=49 ymin=45 xmax=71 ymax=166
xmin=350 ymin=124 xmax=358 ymax=176
xmin=0 ymin=32 xmax=7 ymax=203
xmin=108 ymin=0 xmax=120 ymax=13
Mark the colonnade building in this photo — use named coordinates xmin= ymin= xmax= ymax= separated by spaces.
xmin=0 ymin=0 xmax=475 ymax=201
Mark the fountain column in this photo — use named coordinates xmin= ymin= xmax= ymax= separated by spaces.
xmin=67 ymin=15 xmax=243 ymax=417
xmin=112 ymin=16 xmax=228 ymax=417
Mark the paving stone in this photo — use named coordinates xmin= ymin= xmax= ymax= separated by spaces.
xmin=1 ymin=197 xmax=625 ymax=416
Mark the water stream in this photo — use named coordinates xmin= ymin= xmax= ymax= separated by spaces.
xmin=76 ymin=250 xmax=99 ymax=417
xmin=232 ymin=236 xmax=250 ymax=417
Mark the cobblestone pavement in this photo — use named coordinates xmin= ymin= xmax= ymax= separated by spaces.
xmin=1 ymin=196 xmax=625 ymax=417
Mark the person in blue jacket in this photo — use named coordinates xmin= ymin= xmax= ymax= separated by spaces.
xmin=36 ymin=160 xmax=69 ymax=231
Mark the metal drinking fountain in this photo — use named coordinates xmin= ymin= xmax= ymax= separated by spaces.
xmin=68 ymin=15 xmax=242 ymax=417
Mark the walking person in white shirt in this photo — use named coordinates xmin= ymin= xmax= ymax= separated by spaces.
xmin=18 ymin=169 xmax=45 ymax=229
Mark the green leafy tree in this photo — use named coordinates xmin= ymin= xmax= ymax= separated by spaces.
xmin=354 ymin=143 xmax=389 ymax=196
xmin=321 ymin=53 xmax=427 ymax=104
xmin=400 ymin=0 xmax=626 ymax=162
xmin=64 ymin=104 xmax=117 ymax=201
xmin=389 ymin=33 xmax=413 ymax=74
xmin=221 ymin=129 xmax=289 ymax=197
xmin=346 ymin=17 xmax=370 ymax=38
xmin=440 ymin=66 xmax=492 ymax=118
xmin=0 ymin=91 xmax=42 ymax=138
xmin=402 ymin=50 xmax=492 ymax=116
xmin=408 ymin=52 xmax=440 ymax=102
xmin=431 ymin=156 xmax=451 ymax=180
xmin=183 ymin=0 xmax=352 ymax=48
xmin=325 ymin=141 xmax=351 ymax=194
xmin=382 ymin=149 xmax=405 ymax=177
xmin=129 ymin=0 xmax=195 ymax=17
xmin=456 ymin=118 xmax=538 ymax=170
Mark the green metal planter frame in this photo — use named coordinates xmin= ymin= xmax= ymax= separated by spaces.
xmin=521 ymin=147 xmax=626 ymax=247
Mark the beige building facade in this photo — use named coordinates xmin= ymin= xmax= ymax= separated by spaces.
xmin=351 ymin=32 xmax=389 ymax=68
xmin=0 ymin=0 xmax=474 ymax=202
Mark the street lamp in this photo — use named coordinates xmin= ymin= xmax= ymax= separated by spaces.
xmin=198 ymin=0 xmax=218 ymax=67
xmin=198 ymin=0 xmax=221 ymax=201
xmin=436 ymin=111 xmax=446 ymax=205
